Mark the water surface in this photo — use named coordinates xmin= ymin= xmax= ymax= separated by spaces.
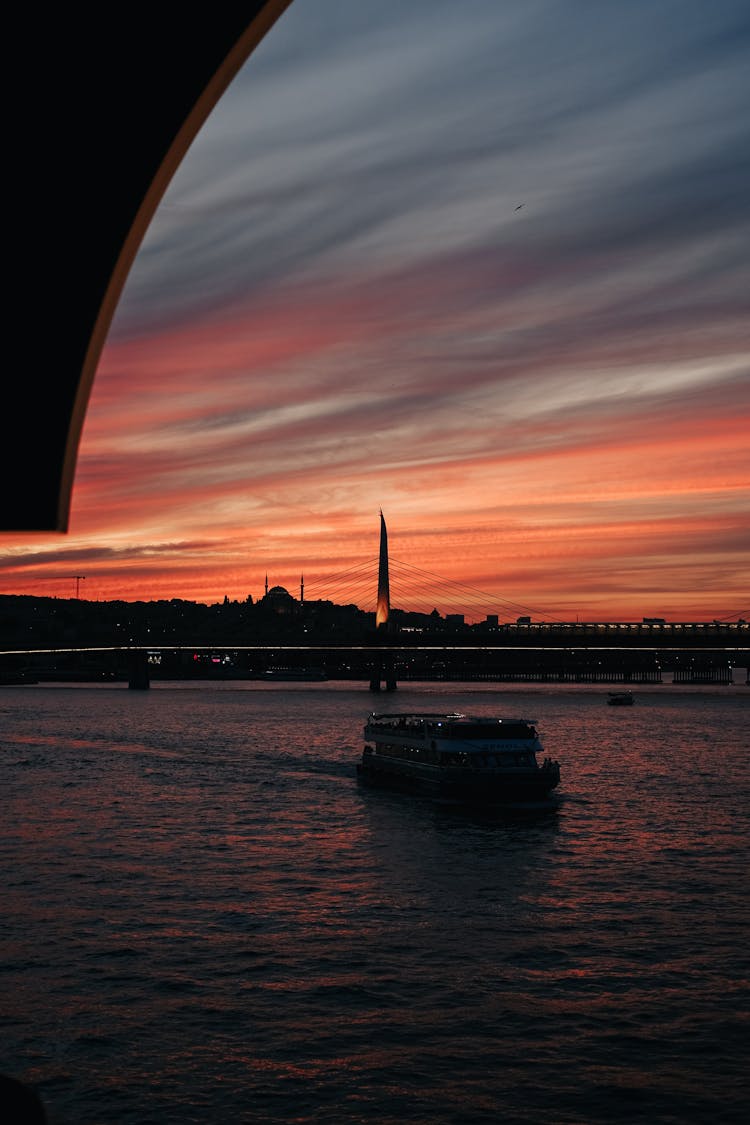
xmin=1 ymin=682 xmax=748 ymax=1123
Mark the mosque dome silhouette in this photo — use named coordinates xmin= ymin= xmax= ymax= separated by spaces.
xmin=263 ymin=585 xmax=297 ymax=613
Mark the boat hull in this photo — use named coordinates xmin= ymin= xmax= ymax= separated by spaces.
xmin=357 ymin=756 xmax=560 ymax=805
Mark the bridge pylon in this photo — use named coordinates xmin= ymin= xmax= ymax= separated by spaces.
xmin=127 ymin=649 xmax=150 ymax=690
xmin=370 ymin=511 xmax=397 ymax=691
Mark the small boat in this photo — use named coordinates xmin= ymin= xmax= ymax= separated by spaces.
xmin=357 ymin=712 xmax=560 ymax=804
xmin=607 ymin=691 xmax=634 ymax=706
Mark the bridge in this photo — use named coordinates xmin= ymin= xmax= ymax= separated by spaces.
xmin=2 ymin=629 xmax=748 ymax=690
xmin=1 ymin=516 xmax=747 ymax=687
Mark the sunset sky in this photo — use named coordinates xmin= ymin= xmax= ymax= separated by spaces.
xmin=2 ymin=0 xmax=749 ymax=621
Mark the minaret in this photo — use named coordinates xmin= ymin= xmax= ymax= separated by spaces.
xmin=300 ymin=574 xmax=304 ymax=603
xmin=375 ymin=510 xmax=390 ymax=629
xmin=265 ymin=574 xmax=268 ymax=597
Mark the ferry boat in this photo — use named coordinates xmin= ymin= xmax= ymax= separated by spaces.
xmin=358 ymin=712 xmax=560 ymax=804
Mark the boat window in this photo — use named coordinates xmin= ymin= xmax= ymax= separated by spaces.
xmin=443 ymin=722 xmax=532 ymax=740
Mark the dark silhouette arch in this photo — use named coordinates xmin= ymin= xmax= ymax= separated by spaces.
xmin=5 ymin=3 xmax=291 ymax=532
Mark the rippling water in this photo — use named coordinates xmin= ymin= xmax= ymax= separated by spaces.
xmin=1 ymin=682 xmax=748 ymax=1124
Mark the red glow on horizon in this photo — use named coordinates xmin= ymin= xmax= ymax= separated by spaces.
xmin=1 ymin=221 xmax=748 ymax=622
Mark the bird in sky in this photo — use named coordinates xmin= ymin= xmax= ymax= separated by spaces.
xmin=514 ymin=203 xmax=525 ymax=211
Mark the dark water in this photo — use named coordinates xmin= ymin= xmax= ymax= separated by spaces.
xmin=1 ymin=682 xmax=748 ymax=1124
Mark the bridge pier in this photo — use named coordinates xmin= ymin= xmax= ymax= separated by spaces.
xmin=127 ymin=649 xmax=150 ymax=690
xmin=369 ymin=653 xmax=397 ymax=692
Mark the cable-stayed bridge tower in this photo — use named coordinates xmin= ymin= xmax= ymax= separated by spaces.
xmin=375 ymin=510 xmax=390 ymax=629
xmin=370 ymin=511 xmax=396 ymax=691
